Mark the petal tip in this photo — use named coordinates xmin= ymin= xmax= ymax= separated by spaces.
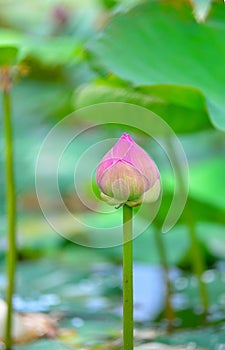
xmin=121 ymin=133 xmax=134 ymax=143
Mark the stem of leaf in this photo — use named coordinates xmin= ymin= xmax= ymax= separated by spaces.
xmin=165 ymin=136 xmax=208 ymax=316
xmin=123 ymin=205 xmax=133 ymax=350
xmin=154 ymin=228 xmax=175 ymax=330
xmin=186 ymin=206 xmax=208 ymax=316
xmin=3 ymin=89 xmax=17 ymax=350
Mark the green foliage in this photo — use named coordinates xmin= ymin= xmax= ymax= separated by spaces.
xmin=157 ymin=327 xmax=225 ymax=350
xmin=0 ymin=46 xmax=19 ymax=65
xmin=0 ymin=0 xmax=225 ymax=347
xmin=75 ymin=79 xmax=211 ymax=134
xmin=87 ymin=0 xmax=225 ymax=130
xmin=0 ymin=29 xmax=82 ymax=67
xmin=189 ymin=157 xmax=225 ymax=210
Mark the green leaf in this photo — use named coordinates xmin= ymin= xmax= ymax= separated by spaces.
xmin=157 ymin=327 xmax=225 ymax=350
xmin=0 ymin=29 xmax=22 ymax=45
xmin=189 ymin=157 xmax=225 ymax=210
xmin=0 ymin=29 xmax=82 ymax=67
xmin=75 ymin=80 xmax=211 ymax=134
xmin=88 ymin=0 xmax=225 ymax=130
xmin=187 ymin=197 xmax=225 ymax=226
xmin=158 ymin=155 xmax=225 ymax=232
xmin=197 ymin=222 xmax=225 ymax=259
xmin=23 ymin=37 xmax=82 ymax=67
xmin=0 ymin=46 xmax=19 ymax=65
xmin=0 ymin=30 xmax=24 ymax=63
xmin=134 ymin=224 xmax=190 ymax=265
xmin=154 ymin=191 xmax=225 ymax=229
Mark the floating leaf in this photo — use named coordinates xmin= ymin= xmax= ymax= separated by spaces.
xmin=135 ymin=343 xmax=205 ymax=350
xmin=157 ymin=327 xmax=225 ymax=350
xmin=15 ymin=340 xmax=72 ymax=350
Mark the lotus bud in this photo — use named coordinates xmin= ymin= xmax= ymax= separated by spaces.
xmin=96 ymin=133 xmax=160 ymax=207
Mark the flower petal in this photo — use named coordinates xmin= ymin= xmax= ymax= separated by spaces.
xmin=143 ymin=179 xmax=161 ymax=203
xmin=96 ymin=133 xmax=160 ymax=207
xmin=100 ymin=192 xmax=123 ymax=206
xmin=99 ymin=160 xmax=148 ymax=201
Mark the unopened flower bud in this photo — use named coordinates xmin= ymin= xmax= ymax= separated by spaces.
xmin=96 ymin=133 xmax=160 ymax=207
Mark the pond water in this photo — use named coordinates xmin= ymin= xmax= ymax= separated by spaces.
xmin=1 ymin=257 xmax=225 ymax=349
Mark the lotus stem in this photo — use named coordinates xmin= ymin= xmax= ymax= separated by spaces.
xmin=123 ymin=204 xmax=133 ymax=350
xmin=186 ymin=206 xmax=208 ymax=316
xmin=166 ymin=136 xmax=208 ymax=316
xmin=3 ymin=88 xmax=17 ymax=350
xmin=154 ymin=228 xmax=175 ymax=330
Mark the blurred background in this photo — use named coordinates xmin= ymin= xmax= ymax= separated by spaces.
xmin=0 ymin=0 xmax=225 ymax=349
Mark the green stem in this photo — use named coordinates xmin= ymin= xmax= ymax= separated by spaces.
xmin=3 ymin=89 xmax=17 ymax=350
xmin=166 ymin=136 xmax=208 ymax=315
xmin=123 ymin=205 xmax=133 ymax=350
xmin=186 ymin=207 xmax=208 ymax=315
xmin=154 ymin=228 xmax=175 ymax=330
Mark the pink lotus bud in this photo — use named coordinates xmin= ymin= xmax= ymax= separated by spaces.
xmin=96 ymin=133 xmax=160 ymax=207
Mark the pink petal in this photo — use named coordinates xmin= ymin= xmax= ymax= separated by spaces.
xmin=96 ymin=133 xmax=160 ymax=206
xmin=99 ymin=160 xmax=148 ymax=201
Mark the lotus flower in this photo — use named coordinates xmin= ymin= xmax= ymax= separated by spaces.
xmin=96 ymin=133 xmax=160 ymax=207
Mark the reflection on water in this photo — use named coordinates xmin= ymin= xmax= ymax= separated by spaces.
xmin=133 ymin=264 xmax=165 ymax=321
